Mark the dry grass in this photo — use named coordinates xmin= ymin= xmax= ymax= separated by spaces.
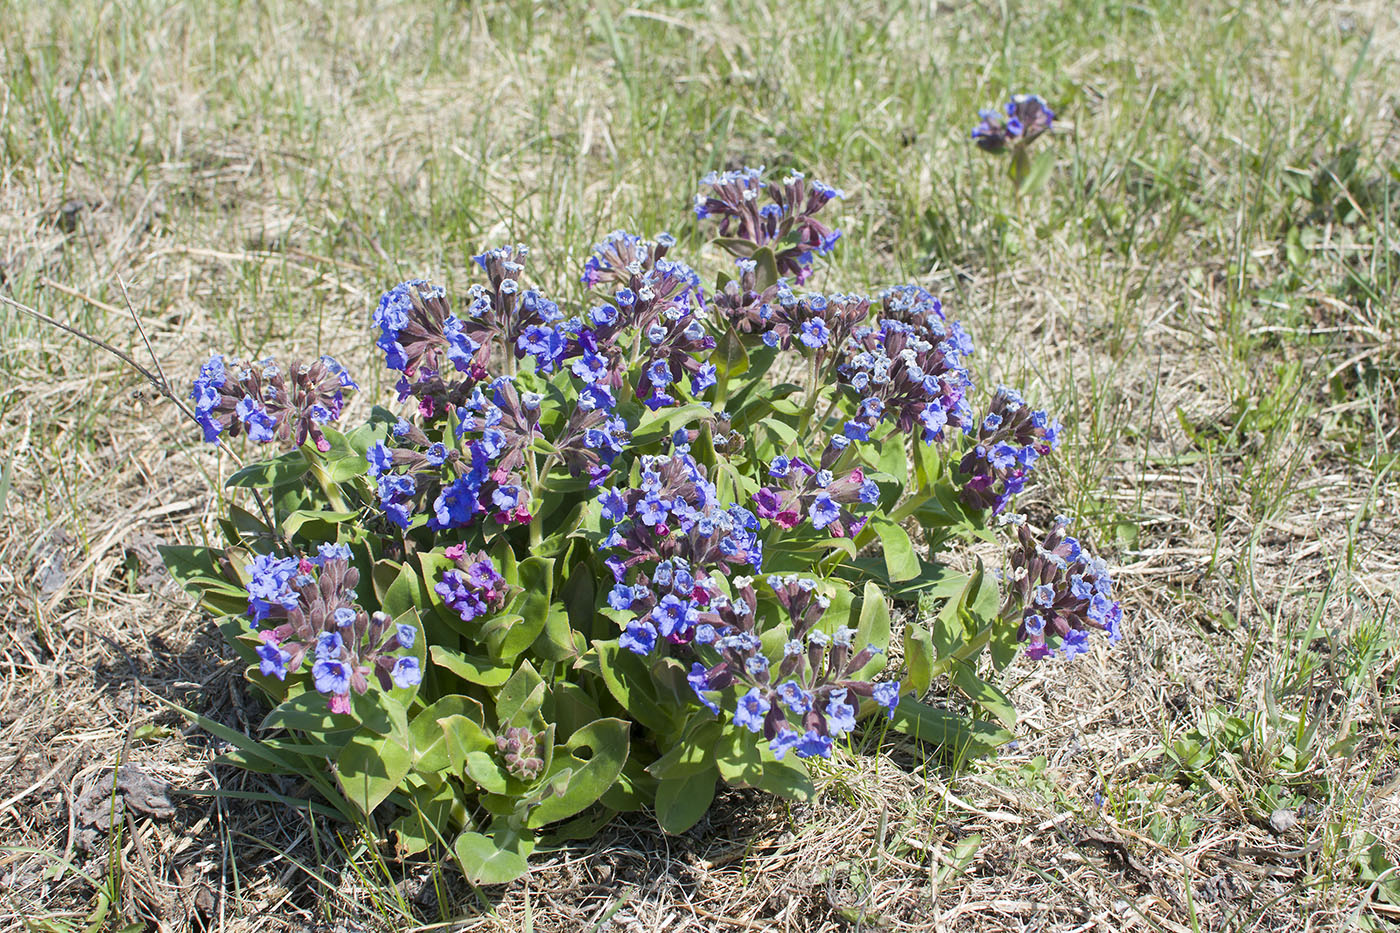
xmin=2 ymin=0 xmax=1399 ymax=929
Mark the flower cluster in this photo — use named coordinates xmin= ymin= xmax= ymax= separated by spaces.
xmin=958 ymin=386 xmax=1062 ymax=514
xmin=971 ymin=94 xmax=1056 ymax=153
xmin=191 ymin=354 xmax=355 ymax=450
xmin=599 ymin=451 xmax=763 ymax=580
xmin=759 ymin=289 xmax=871 ymax=363
xmin=836 ymin=288 xmax=978 ymax=447
xmin=364 ymin=378 xmax=554 ymax=530
xmin=244 ymin=544 xmax=420 ymax=713
xmin=686 ymin=575 xmax=901 ymax=760
xmin=435 ymin=546 xmax=511 ymax=623
xmin=580 ymin=230 xmax=704 ymax=308
xmin=694 ymin=168 xmax=844 ymax=283
xmin=1000 ymin=516 xmax=1122 ymax=660
xmin=495 ymin=727 xmax=547 ymax=781
xmin=754 ymin=457 xmax=879 ymax=538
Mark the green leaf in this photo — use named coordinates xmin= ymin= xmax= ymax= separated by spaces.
xmin=903 ymin=621 xmax=934 ymax=695
xmin=429 ymin=646 xmax=513 ymax=687
xmin=439 ymin=714 xmax=495 ymax=775
xmin=377 ymin=560 xmax=421 ymax=620
xmin=158 ymin=545 xmax=249 ymax=616
xmin=711 ymin=235 xmax=757 ymax=259
xmin=282 ymin=509 xmax=359 ymax=538
xmin=390 ymin=778 xmax=463 ymax=856
xmin=261 ymin=691 xmax=359 ymax=736
xmin=495 ymin=661 xmax=546 ymax=729
xmin=1018 ymin=148 xmax=1056 ymax=197
xmin=654 ymin=767 xmax=718 ymax=834
xmin=335 ymin=723 xmax=414 ymax=814
xmin=751 ymin=245 xmax=779 ymax=291
xmin=886 ymin=698 xmax=1012 ymax=758
xmin=486 ymin=557 xmax=554 ymax=661
xmin=876 ymin=435 xmax=909 ymax=488
xmin=463 ymin=750 xmax=512 ymax=794
xmin=225 ymin=450 xmax=307 ymax=489
xmin=409 ymin=696 xmax=485 ymax=774
xmin=754 ymin=755 xmax=814 ymax=802
xmin=950 ymin=666 xmax=1017 ymax=729
xmin=527 ymin=718 xmax=630 ymax=827
xmin=852 ymin=581 xmax=892 ymax=679
xmin=712 ymin=325 xmax=750 ymax=380
xmin=647 ymin=719 xmax=722 ymax=780
xmin=453 ymin=822 xmax=535 ymax=886
xmin=590 ymin=641 xmax=674 ymax=734
xmin=871 ymin=517 xmax=919 ymax=583
xmin=629 ymin=402 xmax=712 ymax=448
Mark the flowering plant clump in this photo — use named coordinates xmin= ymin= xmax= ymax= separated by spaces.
xmin=971 ymin=93 xmax=1058 ymax=195
xmin=162 ymin=164 xmax=1121 ymax=884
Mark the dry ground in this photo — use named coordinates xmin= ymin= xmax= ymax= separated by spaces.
xmin=2 ymin=0 xmax=1399 ymax=930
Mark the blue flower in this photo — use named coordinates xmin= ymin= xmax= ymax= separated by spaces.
xmin=655 ymin=594 xmax=698 ymax=639
xmin=425 ymin=442 xmax=448 ymax=466
xmin=809 ymin=494 xmax=840 ymax=530
xmin=826 ymin=689 xmax=857 ymax=735
xmin=315 ymin=543 xmax=351 ymax=563
xmin=395 ymin=623 xmax=416 ymax=648
xmin=607 ymin=584 xmax=636 ymax=611
xmin=315 ymin=631 xmax=343 ymax=662
xmin=1061 ymin=629 xmax=1091 ymax=660
xmin=620 ymin=620 xmax=657 ymax=655
xmin=1024 ymin=614 xmax=1046 ymax=636
xmin=733 ymin=688 xmax=771 ymax=733
xmin=795 ymin=730 xmax=833 ymax=759
xmin=643 ymin=390 xmax=675 ymax=410
xmin=637 ymin=495 xmax=671 ymax=527
xmin=235 ymin=397 xmax=278 ymax=443
xmin=313 ymin=658 xmax=351 ymax=696
xmin=256 ymin=641 xmax=291 ymax=681
xmin=245 ymin=554 xmax=300 ymax=621
xmin=769 ymin=455 xmax=791 ymax=478
xmin=367 ymin=442 xmax=394 ymax=478
xmin=429 ymin=475 xmax=480 ymax=529
xmin=775 ymin=680 xmax=813 ymax=715
xmin=799 ymin=318 xmax=830 ymax=348
xmin=687 ymin=663 xmax=720 ymax=716
xmin=1033 ymin=584 xmax=1056 ymax=607
xmin=769 ymin=728 xmax=801 ymax=760
xmin=391 ymin=656 xmax=423 ymax=689
xmin=691 ymin=363 xmax=717 ymax=394
xmin=334 ymin=607 xmax=357 ymax=628
xmin=872 ymin=682 xmax=902 ymax=720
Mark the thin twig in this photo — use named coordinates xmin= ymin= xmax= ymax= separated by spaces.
xmin=2 ymin=284 xmax=291 ymax=548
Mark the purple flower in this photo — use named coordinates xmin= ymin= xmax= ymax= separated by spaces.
xmin=769 ymin=728 xmax=801 ymax=760
xmin=826 ymin=688 xmax=857 ymax=735
xmin=256 ymin=641 xmax=292 ymax=680
xmin=872 ymin=682 xmax=902 ymax=720
xmin=390 ymin=656 xmax=423 ymax=688
xmin=620 ymin=620 xmax=658 ymax=655
xmin=794 ymin=729 xmax=833 ymax=759
xmin=775 ymin=680 xmax=813 ymax=715
xmin=733 ymin=688 xmax=770 ymax=733
xmin=688 ymin=662 xmax=720 ymax=715
xmin=313 ymin=658 xmax=351 ymax=696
